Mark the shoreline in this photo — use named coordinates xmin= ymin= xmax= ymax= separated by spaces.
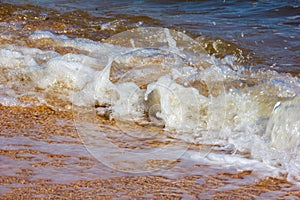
xmin=1 ymin=105 xmax=299 ymax=199
xmin=0 ymin=1 xmax=299 ymax=198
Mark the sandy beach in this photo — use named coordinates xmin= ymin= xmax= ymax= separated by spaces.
xmin=0 ymin=105 xmax=299 ymax=199
xmin=1 ymin=2 xmax=300 ymax=199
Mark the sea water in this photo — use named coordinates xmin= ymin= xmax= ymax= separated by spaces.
xmin=0 ymin=0 xmax=299 ymax=186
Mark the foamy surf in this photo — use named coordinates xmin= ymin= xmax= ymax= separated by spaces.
xmin=0 ymin=27 xmax=299 ymax=183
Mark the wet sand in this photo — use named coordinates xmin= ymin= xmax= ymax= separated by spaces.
xmin=1 ymin=105 xmax=300 ymax=199
xmin=0 ymin=3 xmax=300 ymax=199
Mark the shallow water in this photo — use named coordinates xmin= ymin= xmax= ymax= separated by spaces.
xmin=1 ymin=106 xmax=300 ymax=199
xmin=0 ymin=1 xmax=300 ymax=198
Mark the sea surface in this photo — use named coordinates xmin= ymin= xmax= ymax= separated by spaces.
xmin=0 ymin=0 xmax=300 ymax=198
xmin=3 ymin=0 xmax=300 ymax=73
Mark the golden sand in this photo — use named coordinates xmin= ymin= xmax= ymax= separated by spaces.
xmin=0 ymin=3 xmax=299 ymax=199
xmin=0 ymin=105 xmax=299 ymax=199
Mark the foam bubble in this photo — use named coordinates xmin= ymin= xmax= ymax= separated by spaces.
xmin=266 ymin=95 xmax=300 ymax=151
xmin=145 ymin=75 xmax=208 ymax=132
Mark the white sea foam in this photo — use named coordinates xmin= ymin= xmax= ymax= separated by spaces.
xmin=266 ymin=95 xmax=300 ymax=151
xmin=0 ymin=49 xmax=37 ymax=69
xmin=29 ymin=30 xmax=69 ymax=40
xmin=0 ymin=96 xmax=21 ymax=107
xmin=36 ymin=56 xmax=96 ymax=90
xmin=1 ymin=28 xmax=300 ymax=182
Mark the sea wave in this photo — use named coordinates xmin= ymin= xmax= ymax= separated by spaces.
xmin=0 ymin=27 xmax=299 ymax=182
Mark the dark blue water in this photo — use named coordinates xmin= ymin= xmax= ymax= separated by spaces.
xmin=2 ymin=0 xmax=300 ymax=73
